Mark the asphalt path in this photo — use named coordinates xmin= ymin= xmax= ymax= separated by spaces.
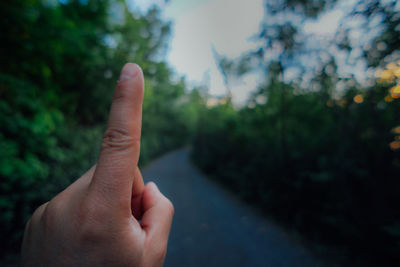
xmin=142 ymin=148 xmax=321 ymax=267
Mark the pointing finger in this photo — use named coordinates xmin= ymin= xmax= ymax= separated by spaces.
xmin=90 ymin=63 xmax=144 ymax=213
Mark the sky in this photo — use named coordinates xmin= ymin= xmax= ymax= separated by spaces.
xmin=130 ymin=0 xmax=263 ymax=105
xmin=163 ymin=0 xmax=264 ymax=102
xmin=129 ymin=0 xmax=371 ymax=105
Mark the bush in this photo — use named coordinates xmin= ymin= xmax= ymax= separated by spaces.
xmin=192 ymin=80 xmax=400 ymax=266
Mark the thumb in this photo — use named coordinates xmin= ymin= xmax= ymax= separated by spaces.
xmin=141 ymin=182 xmax=174 ymax=243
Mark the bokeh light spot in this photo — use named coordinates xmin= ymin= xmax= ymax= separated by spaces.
xmin=390 ymin=85 xmax=400 ymax=99
xmin=389 ymin=141 xmax=400 ymax=150
xmin=353 ymin=94 xmax=363 ymax=103
xmin=392 ymin=126 xmax=400 ymax=135
xmin=384 ymin=95 xmax=393 ymax=102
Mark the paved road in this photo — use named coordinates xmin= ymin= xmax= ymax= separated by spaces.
xmin=142 ymin=148 xmax=320 ymax=267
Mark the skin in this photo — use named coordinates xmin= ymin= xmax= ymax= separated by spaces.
xmin=21 ymin=63 xmax=174 ymax=267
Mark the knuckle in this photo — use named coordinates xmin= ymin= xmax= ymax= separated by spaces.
xmin=102 ymin=127 xmax=140 ymax=151
xmin=77 ymin=221 xmax=102 ymax=244
xmin=164 ymin=197 xmax=175 ymax=217
xmin=32 ymin=203 xmax=47 ymax=220
xmin=168 ymin=200 xmax=175 ymax=216
xmin=76 ymin=198 xmax=108 ymax=243
xmin=79 ymin=221 xmax=105 ymax=244
xmin=39 ymin=201 xmax=58 ymax=229
xmin=24 ymin=217 xmax=33 ymax=235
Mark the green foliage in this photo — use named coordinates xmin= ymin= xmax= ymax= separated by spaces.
xmin=193 ymin=80 xmax=400 ymax=266
xmin=1 ymin=1 xmax=399 ymax=266
xmin=193 ymin=1 xmax=400 ymax=265
xmin=0 ymin=0 xmax=199 ymax=258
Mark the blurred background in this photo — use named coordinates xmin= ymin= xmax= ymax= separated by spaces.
xmin=0 ymin=0 xmax=399 ymax=266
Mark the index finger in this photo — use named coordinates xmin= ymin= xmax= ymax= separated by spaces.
xmin=90 ymin=63 xmax=145 ymax=212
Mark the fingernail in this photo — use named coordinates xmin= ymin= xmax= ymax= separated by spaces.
xmin=119 ymin=63 xmax=139 ymax=81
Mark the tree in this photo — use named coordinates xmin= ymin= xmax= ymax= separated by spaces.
xmin=0 ymin=0 xmax=196 ymax=259
xmin=192 ymin=0 xmax=400 ymax=265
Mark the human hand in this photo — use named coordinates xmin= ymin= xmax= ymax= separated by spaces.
xmin=21 ymin=63 xmax=174 ymax=267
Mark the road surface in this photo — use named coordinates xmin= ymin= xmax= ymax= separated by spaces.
xmin=142 ymin=148 xmax=320 ymax=267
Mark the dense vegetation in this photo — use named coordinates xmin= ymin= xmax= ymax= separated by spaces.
xmin=0 ymin=0 xmax=201 ymax=259
xmin=192 ymin=0 xmax=400 ymax=266
xmin=193 ymin=76 xmax=400 ymax=266
xmin=1 ymin=0 xmax=399 ymax=266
